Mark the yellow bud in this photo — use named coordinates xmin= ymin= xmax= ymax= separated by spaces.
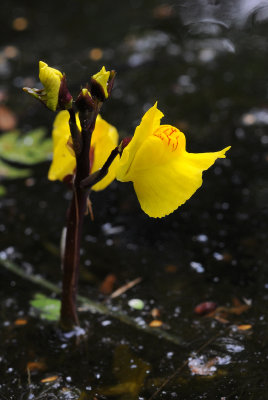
xmin=92 ymin=66 xmax=110 ymax=98
xmin=39 ymin=61 xmax=63 ymax=111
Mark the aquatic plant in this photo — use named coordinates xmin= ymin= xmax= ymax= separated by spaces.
xmin=24 ymin=61 xmax=230 ymax=329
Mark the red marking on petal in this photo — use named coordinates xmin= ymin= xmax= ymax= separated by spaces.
xmin=153 ymin=126 xmax=180 ymax=151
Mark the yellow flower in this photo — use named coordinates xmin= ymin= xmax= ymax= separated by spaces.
xmin=116 ymin=103 xmax=230 ymax=218
xmin=92 ymin=66 xmax=110 ymax=98
xmin=48 ymin=110 xmax=119 ymax=191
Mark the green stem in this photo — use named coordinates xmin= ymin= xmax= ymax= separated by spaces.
xmin=0 ymin=258 xmax=184 ymax=346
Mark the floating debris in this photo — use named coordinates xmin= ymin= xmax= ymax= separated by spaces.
xmin=188 ymin=354 xmax=231 ymax=376
xmin=41 ymin=375 xmax=59 ymax=383
xmin=110 ymin=277 xmax=142 ymax=299
xmin=27 ymin=360 xmax=47 ymax=372
xmin=99 ymin=274 xmax=117 ymax=295
xmin=128 ymin=298 xmax=144 ymax=310
xmin=149 ymin=320 xmax=163 ymax=328
xmin=14 ymin=318 xmax=28 ymax=326
xmin=237 ymin=324 xmax=252 ymax=331
xmin=194 ymin=301 xmax=217 ymax=316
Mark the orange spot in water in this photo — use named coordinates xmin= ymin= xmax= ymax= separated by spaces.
xmin=14 ymin=318 xmax=28 ymax=326
xmin=149 ymin=320 xmax=163 ymax=328
xmin=41 ymin=375 xmax=59 ymax=383
xmin=27 ymin=360 xmax=47 ymax=372
xmin=237 ymin=324 xmax=252 ymax=331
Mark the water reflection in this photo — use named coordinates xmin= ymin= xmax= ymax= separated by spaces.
xmin=178 ymin=0 xmax=268 ymax=28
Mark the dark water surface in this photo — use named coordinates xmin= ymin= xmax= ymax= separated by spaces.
xmin=1 ymin=0 xmax=268 ymax=399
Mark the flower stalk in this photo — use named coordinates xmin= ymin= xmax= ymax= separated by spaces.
xmin=60 ymin=71 xmax=116 ymax=329
xmin=60 ymin=106 xmax=99 ymax=329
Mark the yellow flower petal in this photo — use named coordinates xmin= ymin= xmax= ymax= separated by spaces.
xmin=48 ymin=111 xmax=75 ymax=181
xmin=91 ymin=115 xmax=119 ymax=191
xmin=132 ymin=140 xmax=230 ymax=217
xmin=92 ymin=66 xmax=110 ymax=98
xmin=116 ymin=104 xmax=231 ymax=218
xmin=39 ymin=61 xmax=63 ymax=111
xmin=48 ymin=110 xmax=119 ymax=191
xmin=116 ymin=103 xmax=163 ymax=181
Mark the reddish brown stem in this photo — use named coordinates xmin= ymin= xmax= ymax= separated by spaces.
xmin=60 ymin=186 xmax=88 ymax=329
xmin=60 ymin=109 xmax=98 ymax=330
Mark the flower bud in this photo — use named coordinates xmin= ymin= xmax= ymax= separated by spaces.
xmin=76 ymin=88 xmax=94 ymax=111
xmin=90 ymin=66 xmax=115 ymax=101
xmin=23 ymin=61 xmax=72 ymax=111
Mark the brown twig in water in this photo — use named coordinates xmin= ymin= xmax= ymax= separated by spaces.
xmin=110 ymin=277 xmax=142 ymax=299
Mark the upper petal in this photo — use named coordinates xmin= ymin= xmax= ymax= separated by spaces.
xmin=116 ymin=103 xmax=164 ymax=181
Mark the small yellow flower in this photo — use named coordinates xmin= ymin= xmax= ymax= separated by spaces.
xmin=116 ymin=103 xmax=230 ymax=218
xmin=48 ymin=111 xmax=119 ymax=191
xmin=92 ymin=66 xmax=110 ymax=99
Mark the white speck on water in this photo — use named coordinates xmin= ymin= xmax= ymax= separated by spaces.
xmin=217 ymin=355 xmax=231 ymax=365
xmin=213 ymin=252 xmax=224 ymax=261
xmin=190 ymin=261 xmax=205 ymax=273
xmin=63 ymin=326 xmax=86 ymax=339
xmin=196 ymin=234 xmax=208 ymax=242
xmin=101 ymin=320 xmax=112 ymax=327
xmin=225 ymin=343 xmax=245 ymax=353
xmin=167 ymin=352 xmax=174 ymax=359
xmin=134 ymin=317 xmax=146 ymax=327
xmin=102 ymin=222 xmax=124 ymax=235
